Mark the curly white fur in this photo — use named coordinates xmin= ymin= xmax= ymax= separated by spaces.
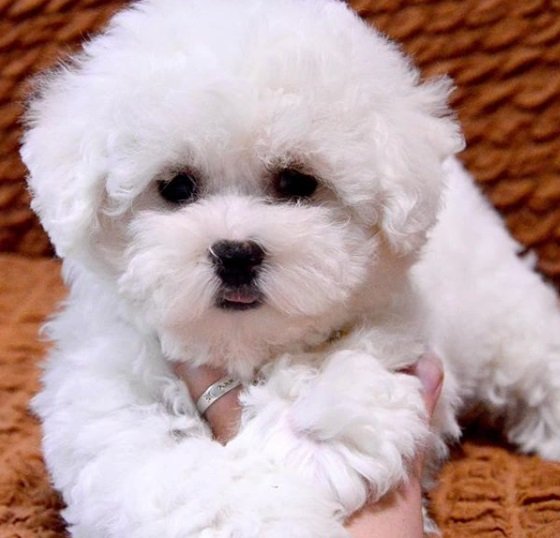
xmin=21 ymin=0 xmax=560 ymax=536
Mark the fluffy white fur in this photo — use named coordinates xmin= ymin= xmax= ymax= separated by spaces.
xmin=21 ymin=0 xmax=560 ymax=536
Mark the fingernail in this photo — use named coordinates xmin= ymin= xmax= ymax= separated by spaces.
xmin=415 ymin=353 xmax=443 ymax=396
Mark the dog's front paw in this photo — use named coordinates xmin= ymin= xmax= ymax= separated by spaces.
xmin=201 ymin=463 xmax=349 ymax=538
xmin=291 ymin=351 xmax=429 ymax=504
xmin=234 ymin=352 xmax=430 ymax=515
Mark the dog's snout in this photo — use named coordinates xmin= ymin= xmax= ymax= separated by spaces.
xmin=209 ymin=240 xmax=265 ymax=285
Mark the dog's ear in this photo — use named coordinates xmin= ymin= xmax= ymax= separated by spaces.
xmin=21 ymin=69 xmax=106 ymax=261
xmin=378 ymin=77 xmax=464 ymax=254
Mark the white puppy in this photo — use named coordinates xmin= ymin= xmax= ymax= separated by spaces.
xmin=21 ymin=0 xmax=560 ymax=536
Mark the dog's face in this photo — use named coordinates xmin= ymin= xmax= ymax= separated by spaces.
xmin=22 ymin=0 xmax=462 ymax=372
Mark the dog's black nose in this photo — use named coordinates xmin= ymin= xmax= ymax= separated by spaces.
xmin=209 ymin=240 xmax=265 ymax=286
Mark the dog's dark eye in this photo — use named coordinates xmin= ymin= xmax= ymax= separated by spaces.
xmin=273 ymin=168 xmax=318 ymax=200
xmin=158 ymin=172 xmax=198 ymax=205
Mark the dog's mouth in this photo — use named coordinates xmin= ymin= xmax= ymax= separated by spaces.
xmin=216 ymin=285 xmax=263 ymax=311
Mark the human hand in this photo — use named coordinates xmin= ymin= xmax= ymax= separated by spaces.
xmin=173 ymin=353 xmax=444 ymax=537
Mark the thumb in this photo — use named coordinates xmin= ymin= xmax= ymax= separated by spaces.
xmin=412 ymin=353 xmax=444 ymax=420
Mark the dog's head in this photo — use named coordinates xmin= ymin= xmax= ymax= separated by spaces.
xmin=22 ymin=0 xmax=463 ymax=372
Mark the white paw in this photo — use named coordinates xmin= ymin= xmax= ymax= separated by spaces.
xmin=499 ymin=347 xmax=560 ymax=461
xmin=291 ymin=351 xmax=429 ymax=501
xmin=507 ymin=398 xmax=560 ymax=461
xmin=201 ymin=463 xmax=349 ymax=538
xmin=235 ymin=351 xmax=430 ymax=515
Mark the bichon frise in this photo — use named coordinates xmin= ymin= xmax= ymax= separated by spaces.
xmin=21 ymin=0 xmax=560 ymax=536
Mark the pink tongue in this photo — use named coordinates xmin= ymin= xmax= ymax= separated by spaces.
xmin=223 ymin=289 xmax=258 ymax=304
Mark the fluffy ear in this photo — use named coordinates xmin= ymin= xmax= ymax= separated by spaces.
xmin=21 ymin=70 xmax=107 ymax=260
xmin=379 ymin=77 xmax=464 ymax=254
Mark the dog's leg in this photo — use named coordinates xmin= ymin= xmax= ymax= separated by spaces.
xmin=415 ymin=157 xmax=560 ymax=460
xmin=34 ymin=341 xmax=347 ymax=538
xmin=33 ymin=343 xmax=232 ymax=538
xmin=230 ymin=351 xmax=433 ymax=518
xmin=467 ymin=283 xmax=560 ymax=460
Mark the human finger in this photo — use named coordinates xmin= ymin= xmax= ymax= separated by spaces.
xmin=412 ymin=352 xmax=444 ymax=419
xmin=173 ymin=362 xmax=241 ymax=443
